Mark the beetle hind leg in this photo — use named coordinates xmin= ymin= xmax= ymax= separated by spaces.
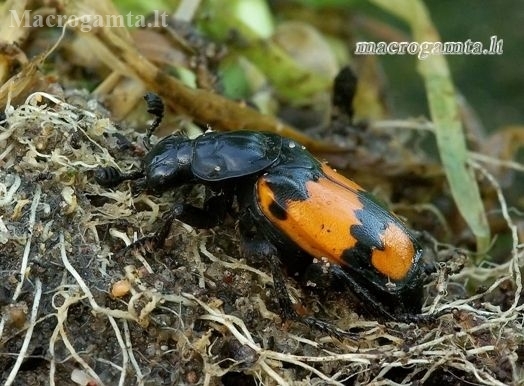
xmin=267 ymin=254 xmax=356 ymax=339
xmin=241 ymin=235 xmax=356 ymax=338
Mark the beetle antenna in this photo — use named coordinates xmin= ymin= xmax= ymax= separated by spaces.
xmin=95 ymin=167 xmax=145 ymax=188
xmin=143 ymin=92 xmax=164 ymax=150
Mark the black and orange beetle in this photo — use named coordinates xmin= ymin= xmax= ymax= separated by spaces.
xmin=96 ymin=93 xmax=424 ymax=333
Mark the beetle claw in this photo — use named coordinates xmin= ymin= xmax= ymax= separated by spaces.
xmin=301 ymin=317 xmax=358 ymax=340
xmin=115 ymin=235 xmax=159 ymax=258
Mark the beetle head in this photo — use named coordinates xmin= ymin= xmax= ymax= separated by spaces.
xmin=143 ymin=135 xmax=194 ymax=192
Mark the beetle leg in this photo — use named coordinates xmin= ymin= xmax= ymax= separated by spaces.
xmin=116 ymin=203 xmax=185 ymax=257
xmin=328 ymin=265 xmax=400 ymax=320
xmin=175 ymin=198 xmax=229 ymax=229
xmin=171 ymin=191 xmax=233 ymax=229
xmin=118 ymin=192 xmax=233 ymax=257
xmin=240 ymin=234 xmax=355 ymax=338
xmin=266 ymin=254 xmax=300 ymax=320
xmin=266 ymin=254 xmax=356 ymax=339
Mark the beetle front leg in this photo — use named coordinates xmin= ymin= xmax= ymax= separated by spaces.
xmin=176 ymin=193 xmax=233 ymax=229
xmin=118 ymin=203 xmax=184 ymax=256
xmin=120 ymin=194 xmax=232 ymax=256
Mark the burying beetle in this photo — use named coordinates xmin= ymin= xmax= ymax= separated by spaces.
xmin=95 ymin=93 xmax=425 ymax=336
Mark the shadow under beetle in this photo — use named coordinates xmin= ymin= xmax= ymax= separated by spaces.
xmin=95 ymin=93 xmax=425 ymax=335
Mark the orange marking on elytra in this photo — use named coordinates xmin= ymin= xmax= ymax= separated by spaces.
xmin=257 ymin=172 xmax=364 ymax=265
xmin=370 ymin=223 xmax=415 ymax=281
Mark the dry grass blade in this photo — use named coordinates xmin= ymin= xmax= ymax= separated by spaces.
xmin=4 ymin=279 xmax=42 ymax=386
xmin=369 ymin=0 xmax=490 ymax=253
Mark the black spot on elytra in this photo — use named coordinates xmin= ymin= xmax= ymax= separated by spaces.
xmin=341 ymin=192 xmax=389 ymax=267
xmin=269 ymin=199 xmax=287 ymax=220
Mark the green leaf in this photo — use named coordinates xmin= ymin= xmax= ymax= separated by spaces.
xmin=370 ymin=0 xmax=490 ymax=254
